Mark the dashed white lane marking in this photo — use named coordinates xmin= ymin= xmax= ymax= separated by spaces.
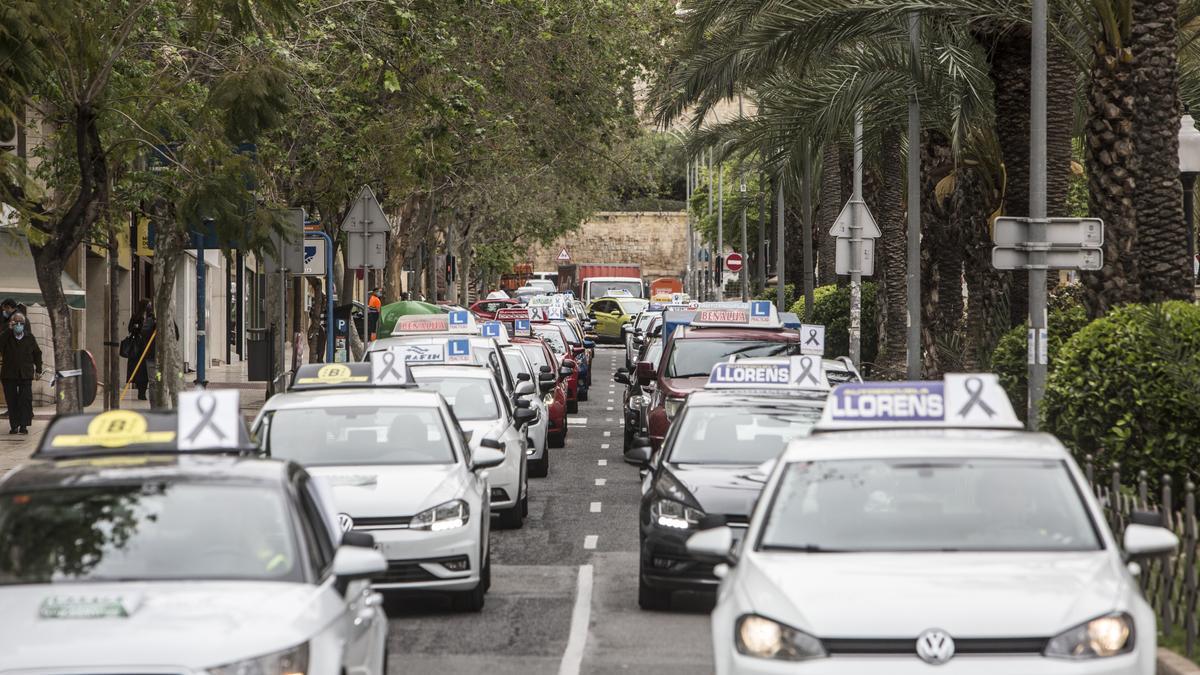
xmin=606 ymin=406 xmax=613 ymax=411
xmin=568 ymin=417 xmax=587 ymax=425
xmin=559 ymin=564 xmax=594 ymax=675
xmin=590 ymin=501 xmax=602 ymax=513
xmin=583 ymin=535 xmax=598 ymax=549
xmin=603 ymin=431 xmax=611 ymax=437
xmin=607 ymin=398 xmax=614 ymax=403
xmin=595 ymin=478 xmax=607 ymax=486
xmin=601 ymin=443 xmax=610 ymax=449
xmin=606 ymin=417 xmax=614 ymax=422
xmin=598 ymin=459 xmax=608 ymax=466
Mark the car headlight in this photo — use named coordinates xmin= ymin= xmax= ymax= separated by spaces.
xmin=1044 ymin=613 xmax=1134 ymax=659
xmin=664 ymin=397 xmax=684 ymax=421
xmin=651 ymin=498 xmax=704 ymax=529
xmin=735 ymin=615 xmax=825 ymax=661
xmin=208 ymin=642 xmax=308 ymax=675
xmin=411 ymin=500 xmax=469 ymax=532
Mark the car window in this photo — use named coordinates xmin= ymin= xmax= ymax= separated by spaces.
xmin=267 ymin=406 xmax=455 ymax=465
xmin=618 ymin=299 xmax=649 ymax=314
xmin=667 ymin=406 xmax=820 ymax=464
xmin=534 ymin=327 xmax=568 ymax=353
xmin=412 ymin=376 xmax=501 ymax=421
xmin=0 ymin=482 xmax=302 ymax=584
xmin=296 ymin=473 xmax=336 ymax=575
xmin=760 ymin=459 xmax=1102 ymax=553
xmin=665 ymin=339 xmax=800 ymax=378
xmin=554 ymin=321 xmax=583 ymax=344
xmin=519 ymin=344 xmax=550 ymax=370
xmin=501 ymin=348 xmax=533 ymax=379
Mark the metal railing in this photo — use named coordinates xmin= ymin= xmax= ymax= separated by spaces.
xmin=1083 ymin=456 xmax=1198 ymax=657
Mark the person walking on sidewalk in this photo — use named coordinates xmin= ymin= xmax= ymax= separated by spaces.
xmin=126 ymin=299 xmax=157 ymax=401
xmin=1 ymin=312 xmax=41 ymax=434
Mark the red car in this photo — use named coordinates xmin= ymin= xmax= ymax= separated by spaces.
xmin=515 ymin=337 xmax=568 ymax=447
xmin=532 ymin=323 xmax=581 ymax=413
xmin=469 ymin=298 xmax=521 ymax=320
xmin=645 ymin=324 xmax=801 ymax=451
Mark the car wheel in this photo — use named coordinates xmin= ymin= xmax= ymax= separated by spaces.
xmin=638 ymin=576 xmax=672 ymax=611
xmin=451 ymin=577 xmax=486 ymax=612
xmin=521 ymin=490 xmax=529 ymax=517
xmin=549 ymin=430 xmax=566 ymax=448
xmin=530 ymin=451 xmax=549 ymax=477
xmin=579 ymin=387 xmax=589 ymax=402
xmin=567 ymin=399 xmax=578 ymax=414
xmin=623 ymin=425 xmax=634 ymax=453
xmin=497 ymin=504 xmax=524 ymax=529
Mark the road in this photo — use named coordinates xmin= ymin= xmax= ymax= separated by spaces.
xmin=385 ymin=345 xmax=715 ymax=674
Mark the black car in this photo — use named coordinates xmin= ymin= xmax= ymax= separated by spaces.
xmin=630 ymin=390 xmax=825 ymax=611
xmin=614 ymin=334 xmax=663 ymax=455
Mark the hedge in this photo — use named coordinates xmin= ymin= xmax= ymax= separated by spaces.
xmin=991 ymin=284 xmax=1090 ymax=418
xmin=1042 ymin=301 xmax=1200 ymax=478
xmin=786 ymin=283 xmax=877 ymax=364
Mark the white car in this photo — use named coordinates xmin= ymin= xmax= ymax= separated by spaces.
xmin=690 ymin=374 xmax=1177 ymax=675
xmin=499 ymin=343 xmax=550 ymax=477
xmin=0 ymin=408 xmax=389 ymax=673
xmin=410 ymin=364 xmax=535 ymax=529
xmin=255 ymin=376 xmax=504 ymax=611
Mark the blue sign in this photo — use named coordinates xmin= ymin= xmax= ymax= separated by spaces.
xmin=304 ymin=244 xmax=318 ymax=267
xmin=707 ymin=362 xmax=791 ymax=388
xmin=829 ymin=382 xmax=945 ymax=422
xmin=482 ymin=321 xmax=503 ymax=338
xmin=514 ymin=319 xmax=531 ymax=335
xmin=449 ymin=310 xmax=470 ymax=326
xmin=750 ymin=300 xmax=771 ymax=318
xmin=448 ymin=338 xmax=471 ymax=358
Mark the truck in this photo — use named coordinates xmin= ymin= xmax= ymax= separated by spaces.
xmin=649 ymin=277 xmax=683 ymax=297
xmin=557 ymin=263 xmax=643 ymax=302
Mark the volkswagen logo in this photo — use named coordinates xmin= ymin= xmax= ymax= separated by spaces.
xmin=915 ymin=629 xmax=955 ymax=665
xmin=337 ymin=513 xmax=354 ymax=533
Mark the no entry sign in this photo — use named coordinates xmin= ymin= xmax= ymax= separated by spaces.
xmin=726 ymin=252 xmax=744 ymax=272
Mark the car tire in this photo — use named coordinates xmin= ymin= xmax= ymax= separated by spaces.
xmin=521 ymin=490 xmax=529 ymax=517
xmin=549 ymin=430 xmax=566 ymax=448
xmin=452 ymin=576 xmax=487 ymax=613
xmin=638 ymin=576 xmax=671 ymax=611
xmin=623 ymin=425 xmax=634 ymax=453
xmin=497 ymin=504 xmax=524 ymax=529
xmin=579 ymin=388 xmax=589 ymax=402
xmin=567 ymin=400 xmax=578 ymax=414
xmin=529 ymin=451 xmax=549 ymax=477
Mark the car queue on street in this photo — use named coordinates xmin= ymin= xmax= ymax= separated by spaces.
xmin=0 ymin=286 xmax=1175 ymax=674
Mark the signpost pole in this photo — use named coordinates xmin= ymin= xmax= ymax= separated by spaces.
xmin=195 ymin=225 xmax=207 ymax=387
xmin=717 ymin=163 xmax=724 ymax=299
xmin=802 ymin=146 xmax=815 ymax=320
xmin=305 ymin=231 xmax=336 ymax=363
xmin=707 ymin=149 xmax=714 ymax=301
xmin=740 ymin=171 xmax=749 ymax=301
xmin=775 ymin=172 xmax=786 ymax=312
xmin=1028 ymin=0 xmax=1048 ymax=429
xmin=849 ymin=109 xmax=864 ymax=366
xmin=686 ymin=157 xmax=694 ymax=297
xmin=906 ymin=11 xmax=923 ymax=379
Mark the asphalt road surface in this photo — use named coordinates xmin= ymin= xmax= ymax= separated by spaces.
xmin=386 ymin=345 xmax=715 ymax=674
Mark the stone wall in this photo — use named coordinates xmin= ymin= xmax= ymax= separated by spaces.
xmin=529 ymin=211 xmax=687 ymax=279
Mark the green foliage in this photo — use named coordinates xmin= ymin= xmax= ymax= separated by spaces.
xmin=991 ymin=284 xmax=1089 ymax=418
xmin=800 ymin=283 xmax=878 ymax=364
xmin=1042 ymin=301 xmax=1200 ymax=478
xmin=688 ymin=164 xmax=766 ymax=253
xmin=756 ymin=283 xmax=795 ymax=308
xmin=788 ymin=285 xmax=837 ymax=319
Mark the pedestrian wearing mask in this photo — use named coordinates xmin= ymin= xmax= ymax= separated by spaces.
xmin=126 ymin=299 xmax=157 ymax=401
xmin=0 ymin=312 xmax=41 ymax=434
xmin=0 ymin=299 xmax=29 ymax=339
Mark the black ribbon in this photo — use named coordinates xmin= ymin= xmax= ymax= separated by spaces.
xmin=957 ymin=376 xmax=996 ymax=418
xmin=186 ymin=392 xmax=227 ymax=443
xmin=795 ymin=356 xmax=821 ymax=386
xmin=377 ymin=350 xmax=404 ymax=380
xmin=806 ymin=329 xmax=820 ymax=345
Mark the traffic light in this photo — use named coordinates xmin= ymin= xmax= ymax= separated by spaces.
xmin=446 ymin=255 xmax=457 ymax=283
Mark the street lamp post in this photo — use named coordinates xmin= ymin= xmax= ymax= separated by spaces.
xmin=1179 ymin=109 xmax=1200 ymax=285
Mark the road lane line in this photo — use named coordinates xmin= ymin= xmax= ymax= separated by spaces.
xmin=558 ymin=564 xmax=594 ymax=675
xmin=607 ymin=398 xmax=614 ymax=403
xmin=590 ymin=501 xmax=602 ymax=512
xmin=595 ymin=478 xmax=607 ymax=486
xmin=584 ymin=535 xmax=598 ymax=549
xmin=606 ymin=417 xmax=614 ymax=422
xmin=568 ymin=417 xmax=588 ymax=425
xmin=603 ymin=431 xmax=611 ymax=437
xmin=601 ymin=443 xmax=610 ymax=449
xmin=598 ymin=459 xmax=607 ymax=466
xmin=606 ymin=406 xmax=614 ymax=411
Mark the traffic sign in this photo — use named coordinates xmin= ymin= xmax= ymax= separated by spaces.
xmin=992 ymin=247 xmax=1103 ymax=271
xmin=557 ymin=248 xmax=571 ymax=262
xmin=828 ymin=200 xmax=882 ymax=238
xmin=265 ymin=208 xmax=305 ymax=274
xmin=301 ymin=238 xmax=327 ymax=276
xmin=726 ymin=252 xmax=744 ymax=272
xmin=346 ymin=231 xmax=387 ymax=270
xmin=835 ymin=237 xmax=875 ymax=276
xmin=993 ymin=217 xmax=1104 ymax=247
xmin=341 ymin=186 xmax=391 ymax=233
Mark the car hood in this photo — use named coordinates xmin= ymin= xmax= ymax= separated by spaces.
xmin=309 ymin=463 xmax=461 ymax=517
xmin=0 ymin=581 xmax=333 ymax=670
xmin=660 ymin=377 xmax=706 ymax=397
xmin=668 ymin=464 xmax=767 ymax=517
xmin=739 ymin=551 xmax=1124 ymax=638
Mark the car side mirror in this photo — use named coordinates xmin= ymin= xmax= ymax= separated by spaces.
xmin=515 ymin=397 xmax=532 ymax=409
xmin=636 ymin=361 xmax=655 ymax=386
xmin=613 ymin=369 xmax=630 ymax=385
xmin=1124 ymin=523 xmax=1179 ymax=558
xmin=624 ymin=435 xmax=652 ymax=467
xmin=516 ymin=372 xmax=531 ymax=382
xmin=342 ymin=530 xmax=375 ymax=548
xmin=481 ymin=438 xmax=503 ymax=450
xmin=332 ymin=545 xmax=387 ymax=595
xmin=686 ymin=526 xmax=736 ymax=565
xmin=472 ymin=446 xmax=505 ymax=470
xmin=515 ymin=407 xmax=536 ymax=425
xmin=515 ymin=381 xmax=535 ymax=397
xmin=583 ymin=339 xmax=596 ymax=349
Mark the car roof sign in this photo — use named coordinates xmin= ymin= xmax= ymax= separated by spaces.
xmin=814 ymin=373 xmax=1022 ymax=432
xmin=690 ymin=301 xmax=782 ymax=329
xmin=446 ymin=338 xmax=472 ymax=363
xmin=370 ymin=350 xmax=410 ymax=385
xmin=481 ymin=320 xmax=507 ymax=339
xmin=513 ymin=318 xmax=532 ymax=337
xmin=393 ymin=343 xmax=446 ymax=363
xmin=705 ymin=356 xmax=830 ymax=392
xmin=177 ymin=389 xmax=244 ymax=451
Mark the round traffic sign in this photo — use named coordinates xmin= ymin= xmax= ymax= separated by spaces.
xmin=726 ymin=252 xmax=744 ymax=272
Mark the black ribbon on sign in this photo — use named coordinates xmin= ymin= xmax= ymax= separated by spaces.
xmin=186 ymin=392 xmax=227 ymax=443
xmin=796 ymin=357 xmax=821 ymax=386
xmin=957 ymin=376 xmax=996 ymax=418
xmin=377 ymin=351 xmax=404 ymax=380
xmin=806 ymin=329 xmax=820 ymax=345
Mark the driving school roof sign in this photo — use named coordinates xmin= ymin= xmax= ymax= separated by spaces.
xmin=692 ymin=301 xmax=781 ymax=329
xmin=816 ymin=373 xmax=1021 ymax=431
xmin=706 ymin=356 xmax=829 ymax=392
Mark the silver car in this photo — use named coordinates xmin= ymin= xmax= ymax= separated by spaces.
xmin=500 ymin=343 xmax=550 ymax=477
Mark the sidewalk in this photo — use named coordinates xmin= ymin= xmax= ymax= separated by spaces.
xmin=0 ymin=360 xmax=271 ymax=478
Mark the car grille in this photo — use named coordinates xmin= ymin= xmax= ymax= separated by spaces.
xmin=375 ymin=556 xmax=471 ymax=584
xmin=353 ymin=515 xmax=413 ymax=530
xmin=823 ymin=637 xmax=1047 ymax=655
xmin=649 ymin=553 xmax=716 ymax=580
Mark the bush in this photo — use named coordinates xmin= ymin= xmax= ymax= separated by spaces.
xmin=797 ymin=283 xmax=878 ymax=365
xmin=788 ymin=285 xmax=837 ymax=320
xmin=1042 ymin=301 xmax=1200 ymax=478
xmin=991 ymin=284 xmax=1090 ymax=418
xmin=756 ymin=283 xmax=795 ymax=308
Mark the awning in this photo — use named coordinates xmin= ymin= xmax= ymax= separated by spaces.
xmin=0 ymin=231 xmax=86 ymax=309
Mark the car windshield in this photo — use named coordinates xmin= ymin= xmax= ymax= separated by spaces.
xmin=413 ymin=376 xmax=500 ymax=421
xmin=552 ymin=321 xmax=582 ymax=345
xmin=533 ymin=327 xmax=567 ymax=354
xmin=760 ymin=458 xmax=1102 ymax=552
xmin=267 ymin=406 xmax=455 ymax=465
xmin=591 ymin=281 xmax=642 ymax=299
xmin=666 ymin=339 xmax=800 ymax=378
xmin=519 ymin=344 xmax=550 ymax=370
xmin=618 ymin=299 xmax=649 ymax=314
xmin=640 ymin=341 xmax=663 ymax=368
xmin=668 ymin=406 xmax=820 ymax=464
xmin=635 ymin=313 xmax=659 ymax=331
xmin=501 ymin=348 xmax=533 ymax=378
xmin=0 ymin=482 xmax=302 ymax=585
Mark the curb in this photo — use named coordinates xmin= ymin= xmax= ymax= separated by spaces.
xmin=1160 ymin=648 xmax=1200 ymax=675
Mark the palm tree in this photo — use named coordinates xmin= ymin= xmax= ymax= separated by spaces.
xmin=818 ymin=143 xmax=840 ymax=285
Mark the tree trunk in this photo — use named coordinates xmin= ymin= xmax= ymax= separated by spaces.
xmin=957 ymin=162 xmax=1009 ymax=369
xmin=1132 ymin=0 xmax=1190 ymax=301
xmin=875 ymin=127 xmax=907 ymax=378
xmin=920 ymin=132 xmax=955 ymax=377
xmin=1083 ymin=41 xmax=1140 ymax=316
xmin=151 ymin=225 xmax=186 ymax=409
xmin=818 ymin=143 xmax=840 ymax=286
xmin=106 ymin=226 xmax=120 ymax=409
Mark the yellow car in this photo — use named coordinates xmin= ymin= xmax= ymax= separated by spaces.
xmin=587 ymin=296 xmax=649 ymax=341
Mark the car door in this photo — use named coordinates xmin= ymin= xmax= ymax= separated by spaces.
xmin=297 ymin=473 xmax=386 ymax=674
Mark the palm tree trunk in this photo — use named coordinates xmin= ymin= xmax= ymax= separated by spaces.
xmin=1083 ymin=40 xmax=1141 ymax=316
xmin=1132 ymin=0 xmax=1190 ymax=301
xmin=920 ymin=132 xmax=954 ymax=377
xmin=818 ymin=143 xmax=840 ymax=285
xmin=957 ymin=161 xmax=1009 ymax=370
xmin=875 ymin=127 xmax=907 ymax=377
